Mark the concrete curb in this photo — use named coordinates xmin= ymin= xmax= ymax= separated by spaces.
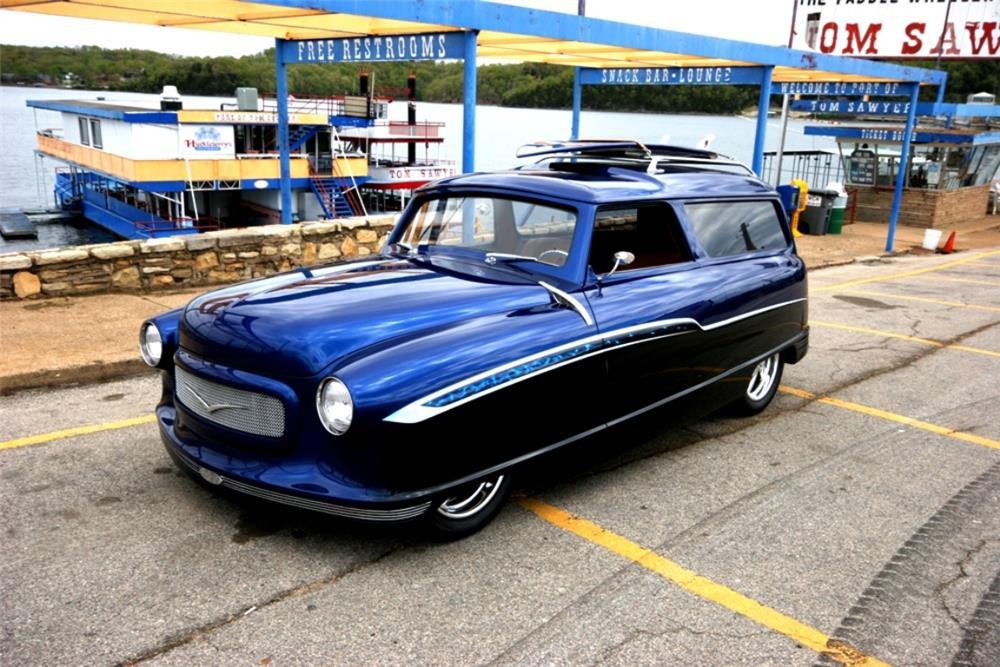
xmin=0 ymin=359 xmax=154 ymax=396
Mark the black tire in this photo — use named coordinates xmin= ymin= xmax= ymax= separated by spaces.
xmin=426 ymin=473 xmax=512 ymax=540
xmin=728 ymin=352 xmax=784 ymax=416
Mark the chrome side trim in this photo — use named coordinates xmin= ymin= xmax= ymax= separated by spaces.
xmin=385 ymin=298 xmax=806 ymax=424
xmin=538 ymin=281 xmax=594 ymax=327
xmin=169 ymin=448 xmax=431 ymax=522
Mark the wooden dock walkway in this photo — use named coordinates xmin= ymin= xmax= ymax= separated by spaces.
xmin=0 ymin=210 xmax=38 ymax=240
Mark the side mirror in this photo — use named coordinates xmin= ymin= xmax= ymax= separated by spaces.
xmin=604 ymin=251 xmax=635 ymax=280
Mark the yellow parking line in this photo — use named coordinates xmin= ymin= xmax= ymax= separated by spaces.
xmin=0 ymin=415 xmax=157 ymax=451
xmin=519 ymin=498 xmax=889 ymax=666
xmin=810 ymin=320 xmax=1000 ymax=358
xmin=779 ymin=386 xmax=1000 ymax=450
xmin=813 ymin=249 xmax=1000 ymax=293
xmin=840 ymin=290 xmax=1000 ymax=313
xmin=910 ymin=275 xmax=1000 ymax=288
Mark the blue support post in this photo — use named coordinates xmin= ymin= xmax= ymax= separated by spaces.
xmin=935 ymin=73 xmax=947 ymax=104
xmin=462 ymin=31 xmax=478 ymax=173
xmin=751 ymin=66 xmax=773 ymax=177
xmin=885 ymin=85 xmax=920 ymax=253
xmin=571 ymin=67 xmax=582 ymax=139
xmin=275 ymin=38 xmax=293 ymax=225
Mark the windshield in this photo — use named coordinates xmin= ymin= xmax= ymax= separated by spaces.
xmin=396 ymin=196 xmax=578 ymax=268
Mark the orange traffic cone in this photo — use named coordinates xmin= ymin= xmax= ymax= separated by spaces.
xmin=939 ymin=231 xmax=956 ymax=254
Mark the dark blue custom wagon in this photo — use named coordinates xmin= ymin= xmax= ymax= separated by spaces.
xmin=141 ymin=141 xmax=808 ymax=537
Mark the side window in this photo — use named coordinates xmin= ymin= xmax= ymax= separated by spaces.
xmin=589 ymin=203 xmax=691 ymax=274
xmin=78 ymin=117 xmax=90 ymax=146
xmin=684 ymin=200 xmax=787 ymax=258
xmin=89 ymin=119 xmax=103 ymax=149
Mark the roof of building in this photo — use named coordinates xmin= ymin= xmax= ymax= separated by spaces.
xmin=0 ymin=0 xmax=945 ymax=86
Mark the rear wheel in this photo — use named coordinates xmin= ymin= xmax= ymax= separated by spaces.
xmin=427 ymin=473 xmax=511 ymax=539
xmin=729 ymin=352 xmax=783 ymax=416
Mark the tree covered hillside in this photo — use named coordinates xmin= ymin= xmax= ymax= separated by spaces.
xmin=2 ymin=45 xmax=997 ymax=112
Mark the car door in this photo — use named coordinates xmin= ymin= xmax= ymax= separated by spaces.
xmin=678 ymin=198 xmax=807 ymax=373
xmin=583 ymin=202 xmax=732 ymax=422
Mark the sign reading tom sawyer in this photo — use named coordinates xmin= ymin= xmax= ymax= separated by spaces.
xmin=795 ymin=0 xmax=999 ymax=59
xmin=280 ymin=32 xmax=465 ymax=64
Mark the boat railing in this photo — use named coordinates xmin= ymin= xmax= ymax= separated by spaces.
xmin=260 ymin=92 xmax=392 ymax=118
xmin=368 ymin=156 xmax=456 ymax=168
xmin=385 ymin=120 xmax=444 ymax=138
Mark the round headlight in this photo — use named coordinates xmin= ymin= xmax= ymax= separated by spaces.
xmin=139 ymin=322 xmax=163 ymax=367
xmin=316 ymin=377 xmax=353 ymax=435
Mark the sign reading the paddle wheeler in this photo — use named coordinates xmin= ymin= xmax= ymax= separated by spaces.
xmin=793 ymin=0 xmax=999 ymax=59
xmin=281 ymin=32 xmax=465 ymax=63
xmin=579 ymin=66 xmax=765 ymax=86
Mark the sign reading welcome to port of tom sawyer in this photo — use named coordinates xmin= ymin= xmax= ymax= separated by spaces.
xmin=774 ymin=81 xmax=915 ymax=97
xmin=280 ymin=32 xmax=466 ymax=64
xmin=579 ymin=66 xmax=765 ymax=86
xmin=793 ymin=0 xmax=998 ymax=59
xmin=790 ymin=99 xmax=914 ymax=116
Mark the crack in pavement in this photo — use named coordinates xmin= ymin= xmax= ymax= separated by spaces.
xmin=117 ymin=544 xmax=404 ymax=666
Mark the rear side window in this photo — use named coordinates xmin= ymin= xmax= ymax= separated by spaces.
xmin=684 ymin=200 xmax=787 ymax=258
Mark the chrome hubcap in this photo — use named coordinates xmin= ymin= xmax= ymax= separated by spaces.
xmin=746 ymin=354 xmax=778 ymax=401
xmin=436 ymin=475 xmax=505 ymax=520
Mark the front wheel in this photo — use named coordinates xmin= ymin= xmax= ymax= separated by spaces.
xmin=728 ymin=352 xmax=784 ymax=416
xmin=426 ymin=473 xmax=511 ymax=540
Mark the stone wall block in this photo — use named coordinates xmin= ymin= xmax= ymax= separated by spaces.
xmin=318 ymin=243 xmax=342 ymax=260
xmin=356 ymin=229 xmax=378 ymax=243
xmin=112 ymin=266 xmax=141 ymax=288
xmin=150 ymin=275 xmax=175 ymax=287
xmin=301 ymin=221 xmax=339 ymax=237
xmin=13 ymin=271 xmax=41 ymax=298
xmin=33 ymin=249 xmax=89 ymax=265
xmin=141 ymin=266 xmax=171 ymax=275
xmin=140 ymin=237 xmax=186 ymax=254
xmin=302 ymin=242 xmax=318 ymax=264
xmin=185 ymin=235 xmax=218 ymax=251
xmin=194 ymin=251 xmax=219 ymax=271
xmin=91 ymin=243 xmax=135 ymax=260
xmin=340 ymin=237 xmax=358 ymax=257
xmin=0 ymin=254 xmax=33 ymax=271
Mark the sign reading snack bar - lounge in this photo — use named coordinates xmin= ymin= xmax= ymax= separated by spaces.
xmin=280 ymin=32 xmax=466 ymax=64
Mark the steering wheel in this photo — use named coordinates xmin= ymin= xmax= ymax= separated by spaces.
xmin=537 ymin=249 xmax=569 ymax=264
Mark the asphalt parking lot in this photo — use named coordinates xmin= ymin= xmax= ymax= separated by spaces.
xmin=2 ymin=249 xmax=998 ymax=666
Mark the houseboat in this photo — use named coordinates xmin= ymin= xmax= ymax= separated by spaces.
xmin=28 ymin=88 xmax=376 ymax=239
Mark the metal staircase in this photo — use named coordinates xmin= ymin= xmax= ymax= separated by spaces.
xmin=310 ymin=177 xmax=358 ymax=218
xmin=287 ymin=125 xmax=323 ymax=152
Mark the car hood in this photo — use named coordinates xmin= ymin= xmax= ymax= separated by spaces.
xmin=180 ymin=258 xmax=544 ymax=377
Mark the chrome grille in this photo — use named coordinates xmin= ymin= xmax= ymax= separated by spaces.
xmin=175 ymin=366 xmax=285 ymax=438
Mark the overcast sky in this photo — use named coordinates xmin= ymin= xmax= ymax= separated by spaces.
xmin=0 ymin=1 xmax=796 ymax=57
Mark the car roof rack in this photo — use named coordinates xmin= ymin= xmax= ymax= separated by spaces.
xmin=516 ymin=140 xmax=755 ymax=177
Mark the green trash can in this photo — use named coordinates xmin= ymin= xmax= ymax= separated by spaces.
xmin=828 ymin=193 xmax=848 ymax=235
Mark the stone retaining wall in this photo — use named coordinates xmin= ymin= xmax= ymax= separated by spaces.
xmin=0 ymin=216 xmax=395 ymax=300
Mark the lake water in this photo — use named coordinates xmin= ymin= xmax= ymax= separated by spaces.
xmin=0 ymin=85 xmax=834 ymax=252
